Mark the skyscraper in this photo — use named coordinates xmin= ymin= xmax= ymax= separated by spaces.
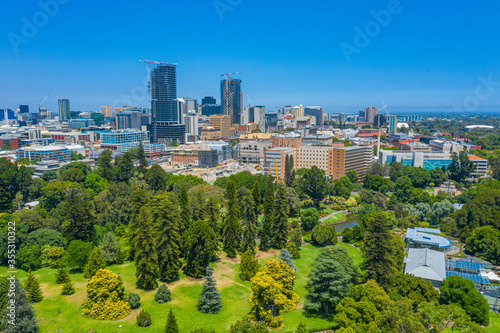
xmin=388 ymin=115 xmax=398 ymax=133
xmin=58 ymin=99 xmax=70 ymax=120
xmin=101 ymin=105 xmax=113 ymax=117
xmin=150 ymin=64 xmax=185 ymax=144
xmin=202 ymin=96 xmax=216 ymax=105
xmin=364 ymin=106 xmax=378 ymax=123
xmin=305 ymin=106 xmax=324 ymax=125
xmin=220 ymin=77 xmax=242 ymax=125
xmin=19 ymin=105 xmax=29 ymax=114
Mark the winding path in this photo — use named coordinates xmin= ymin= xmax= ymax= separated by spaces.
xmin=320 ymin=210 xmax=348 ymax=222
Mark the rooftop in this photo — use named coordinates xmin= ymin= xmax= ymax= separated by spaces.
xmin=405 ymin=228 xmax=452 ymax=249
xmin=404 ymin=248 xmax=446 ymax=282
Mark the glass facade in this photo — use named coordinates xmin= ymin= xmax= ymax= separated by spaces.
xmin=220 ymin=78 xmax=242 ymax=124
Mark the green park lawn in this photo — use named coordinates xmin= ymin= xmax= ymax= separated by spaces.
xmin=324 ymin=211 xmax=347 ymax=224
xmin=0 ymin=243 xmax=362 ymax=333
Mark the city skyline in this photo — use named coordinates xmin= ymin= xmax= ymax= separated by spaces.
xmin=1 ymin=1 xmax=500 ymax=113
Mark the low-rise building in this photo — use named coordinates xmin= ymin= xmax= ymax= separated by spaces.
xmin=272 ymin=134 xmax=303 ymax=148
xmin=200 ymin=126 xmax=221 ymax=140
xmin=116 ymin=142 xmax=167 ymax=159
xmin=0 ymin=134 xmax=23 ymax=150
xmin=16 ymin=145 xmax=71 ymax=163
xmin=404 ymin=227 xmax=453 ymax=253
xmin=239 ymin=133 xmax=272 ymax=142
xmin=468 ymin=155 xmax=488 ymax=177
xmin=303 ymin=134 xmax=333 ymax=145
xmin=264 ymin=147 xmax=296 ymax=180
xmin=404 ymin=248 xmax=446 ymax=288
xmin=100 ymin=129 xmax=149 ymax=150
xmin=239 ymin=140 xmax=272 ymax=164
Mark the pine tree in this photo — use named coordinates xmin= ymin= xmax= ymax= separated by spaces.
xmin=223 ymin=180 xmax=240 ymax=258
xmin=272 ymin=185 xmax=289 ymax=249
xmin=55 ymin=266 xmax=70 ymax=284
xmin=135 ymin=142 xmax=148 ymax=172
xmin=100 ymin=232 xmax=121 ymax=265
xmin=155 ymin=284 xmax=172 ymax=304
xmin=305 ymin=247 xmax=357 ymax=316
xmin=128 ymin=187 xmax=149 ymax=260
xmin=240 ymin=194 xmax=257 ymax=253
xmin=289 ymin=228 xmax=302 ymax=249
xmin=197 ymin=266 xmax=222 ymax=314
xmin=1 ymin=278 xmax=38 ymax=332
xmin=251 ymin=181 xmax=261 ymax=216
xmin=190 ymin=190 xmax=205 ymax=222
xmin=61 ymin=188 xmax=95 ymax=243
xmin=287 ymin=242 xmax=301 ymax=259
xmin=278 ymin=249 xmax=296 ymax=272
xmin=61 ymin=280 xmax=75 ymax=295
xmin=180 ymin=186 xmax=191 ymax=232
xmin=205 ymin=195 xmax=221 ymax=235
xmin=184 ymin=220 xmax=220 ymax=278
xmin=259 ymin=178 xmax=274 ymax=251
xmin=83 ymin=247 xmax=106 ymax=279
xmin=154 ymin=193 xmax=182 ymax=282
xmin=239 ymin=249 xmax=259 ymax=281
xmin=24 ymin=272 xmax=43 ymax=303
xmin=288 ymin=155 xmax=296 ymax=186
xmin=284 ymin=154 xmax=291 ymax=186
xmin=135 ymin=206 xmax=159 ymax=289
xmin=297 ymin=322 xmax=307 ymax=333
xmin=361 ymin=213 xmax=397 ymax=288
xmin=165 ymin=309 xmax=179 ymax=333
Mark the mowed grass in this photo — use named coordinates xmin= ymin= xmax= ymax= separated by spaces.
xmin=324 ymin=211 xmax=347 ymax=224
xmin=0 ymin=243 xmax=362 ymax=333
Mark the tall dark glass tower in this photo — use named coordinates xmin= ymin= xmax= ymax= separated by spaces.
xmin=220 ymin=77 xmax=242 ymax=124
xmin=150 ymin=64 xmax=185 ymax=144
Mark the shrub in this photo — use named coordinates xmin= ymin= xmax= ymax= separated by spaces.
xmin=80 ymin=268 xmax=130 ymax=320
xmin=18 ymin=245 xmax=42 ymax=271
xmin=136 ymin=309 xmax=152 ymax=327
xmin=55 ymin=266 xmax=70 ymax=284
xmin=303 ymin=234 xmax=312 ymax=243
xmin=155 ymin=284 xmax=171 ymax=304
xmin=311 ymin=224 xmax=337 ymax=247
xmin=62 ymin=281 xmax=75 ymax=295
xmin=301 ymin=208 xmax=320 ymax=231
xmin=125 ymin=292 xmax=141 ymax=309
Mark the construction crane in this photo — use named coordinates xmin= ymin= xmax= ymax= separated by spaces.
xmin=38 ymin=94 xmax=50 ymax=112
xmin=220 ymin=72 xmax=241 ymax=116
xmin=247 ymin=94 xmax=252 ymax=107
xmin=138 ymin=60 xmax=178 ymax=111
xmin=273 ymin=157 xmax=284 ymax=183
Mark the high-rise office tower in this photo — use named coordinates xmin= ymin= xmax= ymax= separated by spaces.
xmin=388 ymin=115 xmax=398 ymax=133
xmin=58 ymin=99 xmax=70 ymax=120
xmin=220 ymin=77 xmax=242 ymax=125
xmin=364 ymin=106 xmax=378 ymax=123
xmin=150 ymin=64 xmax=185 ymax=144
xmin=19 ymin=105 xmax=29 ymax=114
xmin=101 ymin=105 xmax=113 ymax=118
xmin=305 ymin=106 xmax=324 ymax=125
xmin=183 ymin=97 xmax=198 ymax=113
xmin=202 ymin=96 xmax=216 ymax=105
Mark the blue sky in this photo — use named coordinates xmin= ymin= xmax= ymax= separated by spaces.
xmin=1 ymin=0 xmax=499 ymax=113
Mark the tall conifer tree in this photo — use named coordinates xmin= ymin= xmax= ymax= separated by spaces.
xmin=259 ymin=178 xmax=274 ymax=251
xmin=223 ymin=180 xmax=240 ymax=258
xmin=153 ymin=193 xmax=182 ymax=282
xmin=272 ymin=184 xmax=289 ymax=249
xmin=134 ymin=206 xmax=159 ymax=289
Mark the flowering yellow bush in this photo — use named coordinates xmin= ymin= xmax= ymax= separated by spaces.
xmin=80 ymin=268 xmax=130 ymax=320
